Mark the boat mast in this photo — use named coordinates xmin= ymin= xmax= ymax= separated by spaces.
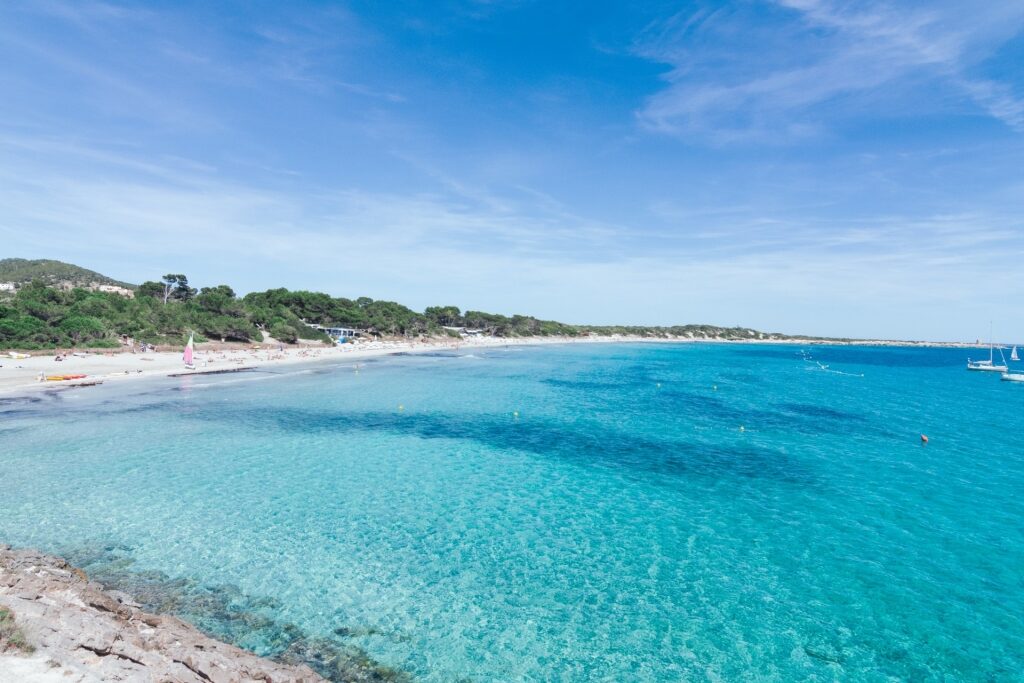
xmin=989 ymin=322 xmax=994 ymax=363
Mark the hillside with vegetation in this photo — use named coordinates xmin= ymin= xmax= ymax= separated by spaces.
xmin=0 ymin=258 xmax=135 ymax=288
xmin=0 ymin=264 xmax=800 ymax=350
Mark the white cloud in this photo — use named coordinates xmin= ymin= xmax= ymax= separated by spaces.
xmin=636 ymin=1 xmax=1024 ymax=141
xmin=2 ymin=1 xmax=1023 ymax=341
xmin=2 ymin=135 xmax=1022 ymax=340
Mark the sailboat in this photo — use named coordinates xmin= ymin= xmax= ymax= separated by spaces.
xmin=1004 ymin=345 xmax=1024 ymax=382
xmin=967 ymin=325 xmax=1007 ymax=372
xmin=183 ymin=332 xmax=195 ymax=370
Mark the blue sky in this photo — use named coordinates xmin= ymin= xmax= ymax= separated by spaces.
xmin=1 ymin=1 xmax=1023 ymax=341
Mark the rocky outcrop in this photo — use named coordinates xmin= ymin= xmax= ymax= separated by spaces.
xmin=0 ymin=545 xmax=326 ymax=682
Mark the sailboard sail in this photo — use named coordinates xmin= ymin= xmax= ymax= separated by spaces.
xmin=183 ymin=332 xmax=194 ymax=367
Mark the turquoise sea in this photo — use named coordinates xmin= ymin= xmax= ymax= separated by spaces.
xmin=2 ymin=343 xmax=1023 ymax=681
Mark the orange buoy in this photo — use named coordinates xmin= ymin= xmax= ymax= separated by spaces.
xmin=920 ymin=434 xmax=929 ymax=444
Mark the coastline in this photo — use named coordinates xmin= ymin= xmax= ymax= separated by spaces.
xmin=0 ymin=335 xmax=981 ymax=399
xmin=0 ymin=545 xmax=326 ymax=682
xmin=0 ymin=335 xmax=593 ymax=398
xmin=3 ymin=340 xmax=1019 ymax=679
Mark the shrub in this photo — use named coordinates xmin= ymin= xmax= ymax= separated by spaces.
xmin=0 ymin=607 xmax=34 ymax=654
xmin=270 ymin=323 xmax=298 ymax=344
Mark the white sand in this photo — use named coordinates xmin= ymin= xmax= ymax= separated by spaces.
xmin=0 ymin=336 xmax=623 ymax=397
xmin=0 ymin=335 xmax=977 ymax=398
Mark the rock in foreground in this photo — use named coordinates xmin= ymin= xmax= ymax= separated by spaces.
xmin=0 ymin=545 xmax=326 ymax=682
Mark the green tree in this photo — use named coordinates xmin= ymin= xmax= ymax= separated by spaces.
xmin=196 ymin=285 xmax=241 ymax=316
xmin=59 ymin=315 xmax=105 ymax=344
xmin=269 ymin=322 xmax=298 ymax=343
xmin=137 ymin=281 xmax=165 ymax=300
xmin=161 ymin=274 xmax=195 ymax=304
xmin=425 ymin=306 xmax=462 ymax=327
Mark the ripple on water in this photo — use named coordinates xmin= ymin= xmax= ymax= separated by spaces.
xmin=1 ymin=343 xmax=1022 ymax=681
xmin=63 ymin=544 xmax=413 ymax=683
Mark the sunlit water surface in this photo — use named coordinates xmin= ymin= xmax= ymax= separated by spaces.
xmin=2 ymin=343 xmax=1022 ymax=681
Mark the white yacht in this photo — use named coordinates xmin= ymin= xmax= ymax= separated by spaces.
xmin=968 ymin=325 xmax=1008 ymax=372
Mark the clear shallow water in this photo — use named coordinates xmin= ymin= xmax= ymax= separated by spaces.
xmin=2 ymin=343 xmax=1023 ymax=681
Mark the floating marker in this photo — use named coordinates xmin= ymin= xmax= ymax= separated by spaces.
xmin=739 ymin=425 xmax=745 ymax=432
xmin=398 ymin=404 xmax=404 ymax=412
xmin=656 ymin=383 xmax=661 ymax=388
xmin=513 ymin=411 xmax=519 ymax=418
xmin=713 ymin=385 xmax=718 ymax=391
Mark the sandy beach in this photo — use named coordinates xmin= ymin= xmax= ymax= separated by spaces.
xmin=0 ymin=336 xmax=625 ymax=398
xmin=0 ymin=335 xmax=982 ymax=399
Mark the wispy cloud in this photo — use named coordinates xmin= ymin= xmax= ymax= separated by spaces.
xmin=247 ymin=6 xmax=406 ymax=102
xmin=636 ymin=1 xmax=1024 ymax=141
xmin=0 ymin=134 xmax=628 ymax=268
xmin=1 ymin=0 xmax=405 ymax=111
xmin=2 ymin=133 xmax=1021 ymax=339
xmin=1 ymin=2 xmax=1022 ymax=340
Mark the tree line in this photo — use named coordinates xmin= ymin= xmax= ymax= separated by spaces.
xmin=0 ymin=274 xmax=788 ymax=350
xmin=0 ymin=274 xmax=577 ymax=349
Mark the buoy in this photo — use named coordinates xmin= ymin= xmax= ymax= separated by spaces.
xmin=513 ymin=411 xmax=519 ymax=418
xmin=920 ymin=434 xmax=928 ymax=444
xmin=656 ymin=383 xmax=661 ymax=388
xmin=398 ymin=404 xmax=404 ymax=412
xmin=713 ymin=385 xmax=718 ymax=391
xmin=739 ymin=425 xmax=745 ymax=432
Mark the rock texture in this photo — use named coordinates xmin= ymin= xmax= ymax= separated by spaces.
xmin=0 ymin=545 xmax=326 ymax=682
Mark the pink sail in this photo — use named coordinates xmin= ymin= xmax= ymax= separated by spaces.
xmin=183 ymin=333 xmax=194 ymax=366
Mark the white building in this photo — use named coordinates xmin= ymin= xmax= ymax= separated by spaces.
xmin=94 ymin=284 xmax=135 ymax=298
xmin=304 ymin=322 xmax=362 ymax=340
xmin=443 ymin=326 xmax=485 ymax=337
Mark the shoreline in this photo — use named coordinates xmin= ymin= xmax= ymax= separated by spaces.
xmin=6 ymin=335 xmax=1015 ymax=679
xmin=0 ymin=545 xmax=328 ymax=682
xmin=0 ymin=335 xmax=982 ymax=399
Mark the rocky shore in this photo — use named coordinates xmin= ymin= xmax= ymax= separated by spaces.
xmin=0 ymin=545 xmax=326 ymax=682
